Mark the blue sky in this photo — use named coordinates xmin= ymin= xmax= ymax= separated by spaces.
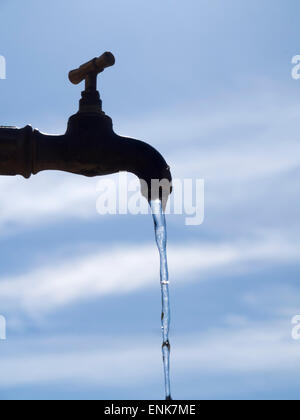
xmin=1 ymin=0 xmax=300 ymax=400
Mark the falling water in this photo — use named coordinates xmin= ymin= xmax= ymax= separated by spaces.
xmin=150 ymin=199 xmax=172 ymax=400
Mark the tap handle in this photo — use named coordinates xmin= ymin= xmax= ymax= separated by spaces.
xmin=68 ymin=52 xmax=115 ymax=85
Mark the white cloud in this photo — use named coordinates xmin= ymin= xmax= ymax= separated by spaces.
xmin=0 ymin=234 xmax=298 ymax=315
xmin=0 ymin=336 xmax=158 ymax=388
xmin=0 ymin=172 xmax=98 ymax=232
xmin=174 ymin=324 xmax=297 ymax=373
xmin=0 ymin=319 xmax=298 ymax=391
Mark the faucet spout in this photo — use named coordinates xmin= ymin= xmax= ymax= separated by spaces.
xmin=113 ymin=133 xmax=172 ymax=203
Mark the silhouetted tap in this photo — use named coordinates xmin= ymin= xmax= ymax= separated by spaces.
xmin=0 ymin=52 xmax=172 ymax=204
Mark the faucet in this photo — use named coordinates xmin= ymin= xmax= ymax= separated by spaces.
xmin=0 ymin=52 xmax=172 ymax=204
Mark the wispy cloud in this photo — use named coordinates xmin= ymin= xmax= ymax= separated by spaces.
xmin=0 ymin=235 xmax=298 ymax=315
xmin=0 ymin=319 xmax=298 ymax=393
xmin=0 ymin=173 xmax=97 ymax=232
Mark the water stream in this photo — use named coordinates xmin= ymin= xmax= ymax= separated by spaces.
xmin=150 ymin=199 xmax=172 ymax=400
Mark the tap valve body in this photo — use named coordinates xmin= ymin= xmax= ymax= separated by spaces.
xmin=68 ymin=51 xmax=115 ymax=113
